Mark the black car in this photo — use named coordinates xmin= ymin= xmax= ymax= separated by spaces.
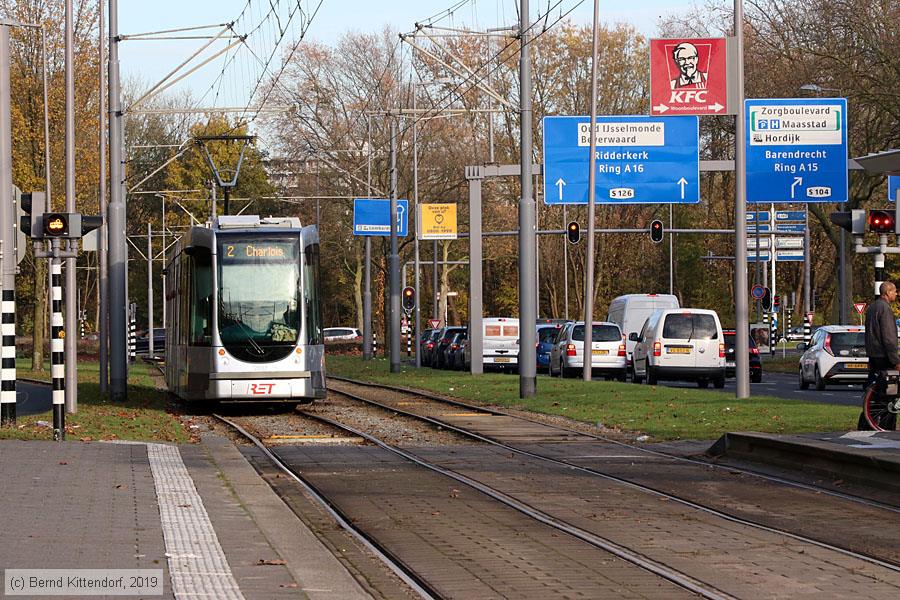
xmin=432 ymin=327 xmax=466 ymax=369
xmin=134 ymin=327 xmax=166 ymax=356
xmin=443 ymin=331 xmax=467 ymax=370
xmin=723 ymin=329 xmax=762 ymax=383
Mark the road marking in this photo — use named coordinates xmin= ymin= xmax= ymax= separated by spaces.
xmin=146 ymin=443 xmax=245 ymax=600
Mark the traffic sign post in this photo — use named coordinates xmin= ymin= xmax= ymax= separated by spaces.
xmin=649 ymin=37 xmax=734 ymax=116
xmin=889 ymin=176 xmax=900 ymax=203
xmin=855 ymin=302 xmax=867 ymax=325
xmin=417 ymin=203 xmax=457 ymax=240
xmin=751 ymin=284 xmax=765 ymax=300
xmin=353 ymin=198 xmax=409 ymax=236
xmin=428 ymin=319 xmax=441 ymax=329
xmin=542 ymin=115 xmax=700 ymax=205
xmin=745 ymin=98 xmax=848 ymax=203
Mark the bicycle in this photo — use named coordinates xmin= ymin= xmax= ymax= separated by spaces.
xmin=861 ymin=369 xmax=900 ymax=431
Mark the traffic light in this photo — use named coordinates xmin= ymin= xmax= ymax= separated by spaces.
xmin=829 ymin=209 xmax=865 ymax=235
xmin=761 ymin=287 xmax=772 ymax=311
xmin=18 ymin=191 xmax=45 ymax=238
xmin=867 ymin=209 xmax=895 ymax=233
xmin=34 ymin=212 xmax=102 ymax=239
xmin=566 ymin=221 xmax=580 ymax=244
xmin=649 ymin=219 xmax=663 ymax=243
xmin=773 ymin=294 xmax=781 ymax=311
xmin=402 ymin=286 xmax=415 ymax=312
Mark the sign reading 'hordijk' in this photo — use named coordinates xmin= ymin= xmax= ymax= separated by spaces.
xmin=649 ymin=37 xmax=734 ymax=116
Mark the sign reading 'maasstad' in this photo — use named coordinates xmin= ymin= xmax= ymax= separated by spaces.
xmin=748 ymin=104 xmax=843 ymax=146
xmin=577 ymin=122 xmax=666 ymax=147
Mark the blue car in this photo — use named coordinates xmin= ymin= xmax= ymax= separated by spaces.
xmin=536 ymin=323 xmax=565 ymax=369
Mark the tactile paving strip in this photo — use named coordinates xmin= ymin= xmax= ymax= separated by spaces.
xmin=145 ymin=443 xmax=245 ymax=600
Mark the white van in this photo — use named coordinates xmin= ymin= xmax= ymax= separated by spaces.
xmin=477 ymin=317 xmax=520 ymax=370
xmin=631 ymin=308 xmax=725 ymax=388
xmin=606 ymin=294 xmax=680 ymax=362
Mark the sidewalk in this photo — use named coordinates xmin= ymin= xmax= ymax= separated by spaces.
xmin=0 ymin=434 xmax=372 ymax=599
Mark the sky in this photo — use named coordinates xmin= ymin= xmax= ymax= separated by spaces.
xmin=119 ymin=0 xmax=694 ymax=106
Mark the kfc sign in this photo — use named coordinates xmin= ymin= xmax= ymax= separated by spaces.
xmin=650 ymin=38 xmax=733 ymax=116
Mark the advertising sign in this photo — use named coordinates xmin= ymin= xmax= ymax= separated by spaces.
xmin=745 ymin=98 xmax=849 ymax=203
xmin=417 ymin=204 xmax=458 ymax=240
xmin=542 ymin=115 xmax=699 ymax=205
xmin=650 ymin=37 xmax=732 ymax=116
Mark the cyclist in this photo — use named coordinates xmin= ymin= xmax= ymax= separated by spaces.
xmin=860 ymin=281 xmax=900 ymax=430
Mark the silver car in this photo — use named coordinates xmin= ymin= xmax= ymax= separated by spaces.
xmin=798 ymin=325 xmax=867 ymax=390
xmin=548 ymin=321 xmax=626 ymax=380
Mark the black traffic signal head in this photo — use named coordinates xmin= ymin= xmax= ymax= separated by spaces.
xmin=868 ymin=209 xmax=895 ymax=233
xmin=761 ymin=287 xmax=772 ymax=311
xmin=829 ymin=209 xmax=866 ymax=235
xmin=402 ymin=286 xmax=415 ymax=311
xmin=80 ymin=215 xmax=103 ymax=236
xmin=18 ymin=191 xmax=46 ymax=238
xmin=650 ymin=219 xmax=664 ymax=243
xmin=43 ymin=213 xmax=69 ymax=237
xmin=566 ymin=221 xmax=580 ymax=244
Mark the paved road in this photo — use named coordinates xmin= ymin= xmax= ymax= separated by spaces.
xmin=661 ymin=371 xmax=862 ymax=407
xmin=16 ymin=381 xmax=52 ymax=416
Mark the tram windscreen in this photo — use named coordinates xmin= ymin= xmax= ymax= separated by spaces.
xmin=217 ymin=236 xmax=300 ymax=362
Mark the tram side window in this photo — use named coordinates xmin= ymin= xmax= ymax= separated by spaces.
xmin=180 ymin=253 xmax=191 ymax=347
xmin=303 ymin=243 xmax=323 ymax=345
xmin=190 ymin=250 xmax=212 ymax=345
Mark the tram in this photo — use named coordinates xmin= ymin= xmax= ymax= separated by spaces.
xmin=164 ymin=215 xmax=326 ymax=403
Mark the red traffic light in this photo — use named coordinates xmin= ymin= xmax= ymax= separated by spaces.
xmin=868 ymin=210 xmax=895 ymax=233
xmin=402 ymin=286 xmax=415 ymax=311
xmin=650 ymin=219 xmax=664 ymax=243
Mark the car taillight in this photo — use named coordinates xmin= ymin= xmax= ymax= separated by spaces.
xmin=566 ymin=343 xmax=576 ymax=357
xmin=653 ymin=341 xmax=661 ymax=357
xmin=750 ymin=347 xmax=759 ymax=355
xmin=451 ymin=344 xmax=459 ymax=350
xmin=427 ymin=342 xmax=434 ymax=349
xmin=719 ymin=343 xmax=725 ymax=358
xmin=618 ymin=343 xmax=626 ymax=357
xmin=824 ymin=333 xmax=833 ymax=356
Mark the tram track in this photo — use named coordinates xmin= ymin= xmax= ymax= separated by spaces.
xmin=325 ymin=376 xmax=900 ymax=573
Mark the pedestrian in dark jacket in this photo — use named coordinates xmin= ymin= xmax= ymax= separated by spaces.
xmin=864 ymin=282 xmax=900 ymax=375
xmin=860 ymin=281 xmax=900 ymax=429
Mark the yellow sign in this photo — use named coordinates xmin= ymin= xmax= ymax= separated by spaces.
xmin=417 ymin=204 xmax=458 ymax=240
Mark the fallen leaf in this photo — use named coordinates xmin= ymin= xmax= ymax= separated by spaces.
xmin=177 ymin=504 xmax=192 ymax=508
xmin=279 ymin=583 xmax=299 ymax=588
xmin=257 ymin=559 xmax=287 ymax=566
xmin=58 ymin=461 xmax=67 ymax=465
xmin=115 ymin=484 xmax=127 ymax=490
xmin=80 ymin=437 xmax=92 ymax=442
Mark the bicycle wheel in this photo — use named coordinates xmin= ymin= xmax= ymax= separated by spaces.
xmin=863 ymin=386 xmax=898 ymax=431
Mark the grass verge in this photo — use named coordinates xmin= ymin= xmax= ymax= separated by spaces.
xmin=326 ymin=355 xmax=860 ymax=441
xmin=2 ymin=359 xmax=188 ymax=443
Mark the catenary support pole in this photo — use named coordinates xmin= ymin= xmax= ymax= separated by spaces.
xmin=582 ymin=0 xmax=600 ymax=382
xmin=108 ymin=0 xmax=127 ymax=401
xmin=99 ymin=0 xmax=109 ymax=395
xmin=733 ymin=0 xmax=750 ymax=399
xmin=413 ymin=90 xmax=421 ymax=367
xmin=467 ymin=167 xmax=483 ymax=374
xmin=65 ymin=0 xmax=78 ymax=413
xmin=50 ymin=251 xmax=64 ymax=440
xmin=363 ymin=116 xmax=372 ymax=360
xmin=0 ymin=25 xmax=15 ymax=426
xmin=389 ymin=121 xmax=401 ymax=372
xmin=147 ymin=223 xmax=154 ymax=357
xmin=518 ymin=0 xmax=537 ymax=397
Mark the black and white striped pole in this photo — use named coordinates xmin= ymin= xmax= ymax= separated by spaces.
xmin=50 ymin=248 xmax=65 ymax=441
xmin=1 ymin=285 xmax=14 ymax=426
xmin=128 ymin=303 xmax=136 ymax=363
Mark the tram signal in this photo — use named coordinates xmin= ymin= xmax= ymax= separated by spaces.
xmin=867 ymin=210 xmax=895 ymax=234
xmin=44 ymin=213 xmax=69 ymax=237
xmin=566 ymin=221 xmax=580 ymax=244
xmin=402 ymin=286 xmax=415 ymax=312
xmin=649 ymin=219 xmax=664 ymax=243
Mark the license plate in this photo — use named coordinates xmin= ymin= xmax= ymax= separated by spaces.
xmin=845 ymin=363 xmax=867 ymax=369
xmin=726 ymin=361 xmax=735 ymax=368
xmin=592 ymin=349 xmax=608 ymax=356
xmin=494 ymin=357 xmax=510 ymax=363
xmin=667 ymin=347 xmax=691 ymax=354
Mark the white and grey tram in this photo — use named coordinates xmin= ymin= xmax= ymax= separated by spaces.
xmin=164 ymin=215 xmax=326 ymax=403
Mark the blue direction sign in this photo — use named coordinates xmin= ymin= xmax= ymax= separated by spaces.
xmin=889 ymin=176 xmax=900 ymax=203
xmin=746 ymin=210 xmax=770 ymax=223
xmin=747 ymin=252 xmax=771 ymax=262
xmin=774 ymin=223 xmax=806 ymax=233
xmin=747 ymin=224 xmax=771 ymax=233
xmin=542 ymin=115 xmax=699 ymax=205
xmin=774 ymin=210 xmax=806 ymax=222
xmin=745 ymin=98 xmax=848 ymax=203
xmin=353 ymin=198 xmax=409 ymax=236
